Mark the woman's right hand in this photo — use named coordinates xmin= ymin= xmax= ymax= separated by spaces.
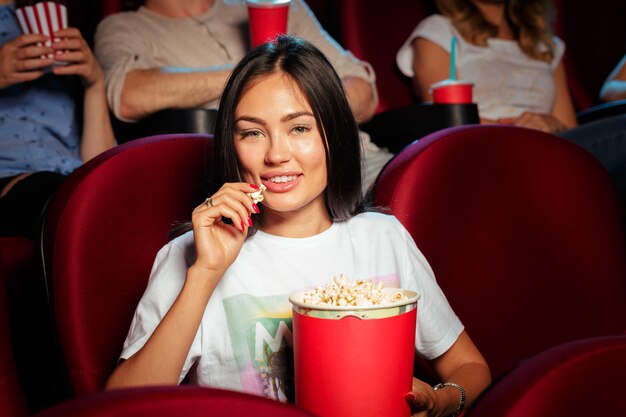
xmin=0 ymin=34 xmax=54 ymax=89
xmin=191 ymin=183 xmax=261 ymax=275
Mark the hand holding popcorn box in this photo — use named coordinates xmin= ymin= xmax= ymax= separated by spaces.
xmin=289 ymin=275 xmax=419 ymax=417
xmin=15 ymin=1 xmax=68 ymax=60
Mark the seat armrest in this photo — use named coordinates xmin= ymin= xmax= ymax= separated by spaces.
xmin=576 ymin=99 xmax=626 ymax=125
xmin=360 ymin=103 xmax=480 ymax=154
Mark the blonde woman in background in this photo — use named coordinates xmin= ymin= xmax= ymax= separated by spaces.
xmin=396 ymin=0 xmax=577 ymax=134
xmin=398 ymin=0 xmax=626 ymax=246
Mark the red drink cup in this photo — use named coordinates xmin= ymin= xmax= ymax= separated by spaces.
xmin=290 ymin=288 xmax=418 ymax=417
xmin=246 ymin=0 xmax=292 ymax=48
xmin=430 ymin=79 xmax=473 ymax=104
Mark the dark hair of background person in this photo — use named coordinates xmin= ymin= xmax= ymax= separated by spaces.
xmin=436 ymin=0 xmax=556 ymax=62
xmin=211 ymin=35 xmax=365 ymax=231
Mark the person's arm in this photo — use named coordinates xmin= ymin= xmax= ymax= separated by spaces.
xmin=106 ymin=183 xmax=258 ymax=389
xmin=600 ymin=54 xmax=626 ymax=102
xmin=94 ymin=13 xmax=231 ymax=121
xmin=406 ymin=331 xmax=491 ymax=416
xmin=106 ymin=263 xmax=221 ymax=387
xmin=79 ymin=80 xmax=116 ymax=161
xmin=550 ymin=61 xmax=577 ymax=129
xmin=118 ymin=68 xmax=231 ymax=121
xmin=50 ymin=28 xmax=116 ymax=161
xmin=411 ymin=38 xmax=450 ymax=102
xmin=342 ymin=75 xmax=376 ymax=123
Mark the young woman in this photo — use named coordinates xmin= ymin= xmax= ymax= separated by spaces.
xmin=396 ymin=0 xmax=577 ymax=133
xmin=106 ymin=35 xmax=490 ymax=417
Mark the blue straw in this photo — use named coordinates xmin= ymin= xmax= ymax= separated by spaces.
xmin=450 ymin=36 xmax=457 ymax=80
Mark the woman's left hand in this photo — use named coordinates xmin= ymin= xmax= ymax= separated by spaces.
xmin=405 ymin=378 xmax=446 ymax=417
xmin=498 ymin=111 xmax=568 ymax=133
xmin=50 ymin=27 xmax=103 ymax=88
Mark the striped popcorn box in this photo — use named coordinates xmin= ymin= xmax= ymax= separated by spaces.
xmin=15 ymin=1 xmax=68 ymax=49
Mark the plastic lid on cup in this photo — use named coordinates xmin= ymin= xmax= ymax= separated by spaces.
xmin=430 ymin=79 xmax=473 ymax=90
xmin=245 ymin=0 xmax=292 ymax=7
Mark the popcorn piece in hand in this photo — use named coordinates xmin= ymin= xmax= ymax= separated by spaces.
xmin=303 ymin=274 xmax=407 ymax=307
xmin=247 ymin=184 xmax=267 ymax=204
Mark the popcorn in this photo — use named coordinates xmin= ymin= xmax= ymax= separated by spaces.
xmin=302 ymin=275 xmax=407 ymax=307
xmin=247 ymin=184 xmax=266 ymax=204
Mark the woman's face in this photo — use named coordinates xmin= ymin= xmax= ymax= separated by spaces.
xmin=234 ymin=72 xmax=328 ymax=217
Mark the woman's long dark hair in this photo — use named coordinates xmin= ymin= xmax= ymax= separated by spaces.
xmin=210 ymin=35 xmax=365 ymax=231
xmin=171 ymin=35 xmax=366 ymax=239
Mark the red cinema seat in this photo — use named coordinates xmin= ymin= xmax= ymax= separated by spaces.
xmin=42 ymin=134 xmax=212 ymax=396
xmin=0 ymin=250 xmax=28 ymax=417
xmin=32 ymin=386 xmax=316 ymax=417
xmin=553 ymin=0 xmax=626 ymax=111
xmin=374 ymin=125 xmax=626 ymax=380
xmin=466 ymin=335 xmax=626 ymax=417
xmin=0 ymin=236 xmax=67 ymax=413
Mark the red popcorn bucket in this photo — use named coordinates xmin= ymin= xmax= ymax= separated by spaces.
xmin=15 ymin=1 xmax=68 ymax=47
xmin=289 ymin=288 xmax=418 ymax=417
xmin=246 ymin=0 xmax=292 ymax=48
xmin=430 ymin=79 xmax=474 ymax=104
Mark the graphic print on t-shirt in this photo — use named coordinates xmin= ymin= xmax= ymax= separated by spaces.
xmin=223 ymin=293 xmax=294 ymax=402
xmin=221 ymin=274 xmax=400 ymax=402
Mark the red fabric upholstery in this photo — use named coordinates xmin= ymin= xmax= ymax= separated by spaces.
xmin=97 ymin=0 xmax=122 ymax=18
xmin=0 ymin=237 xmax=37 ymax=293
xmin=466 ymin=335 xmax=626 ymax=417
xmin=32 ymin=386 xmax=316 ymax=417
xmin=553 ymin=0 xmax=626 ymax=110
xmin=336 ymin=0 xmax=436 ymax=113
xmin=374 ymin=125 xmax=626 ymax=380
xmin=0 ymin=250 xmax=28 ymax=417
xmin=42 ymin=134 xmax=212 ymax=396
xmin=0 ymin=237 xmax=66 ymax=412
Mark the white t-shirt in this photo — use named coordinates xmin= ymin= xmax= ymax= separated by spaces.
xmin=121 ymin=212 xmax=463 ymax=401
xmin=396 ymin=14 xmax=565 ymax=120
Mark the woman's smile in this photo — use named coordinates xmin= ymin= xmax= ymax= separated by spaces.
xmin=261 ymin=172 xmax=302 ymax=193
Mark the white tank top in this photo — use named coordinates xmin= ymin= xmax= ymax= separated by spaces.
xmin=397 ymin=14 xmax=565 ymax=120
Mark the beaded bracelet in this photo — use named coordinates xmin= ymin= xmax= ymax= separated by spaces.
xmin=433 ymin=382 xmax=466 ymax=417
